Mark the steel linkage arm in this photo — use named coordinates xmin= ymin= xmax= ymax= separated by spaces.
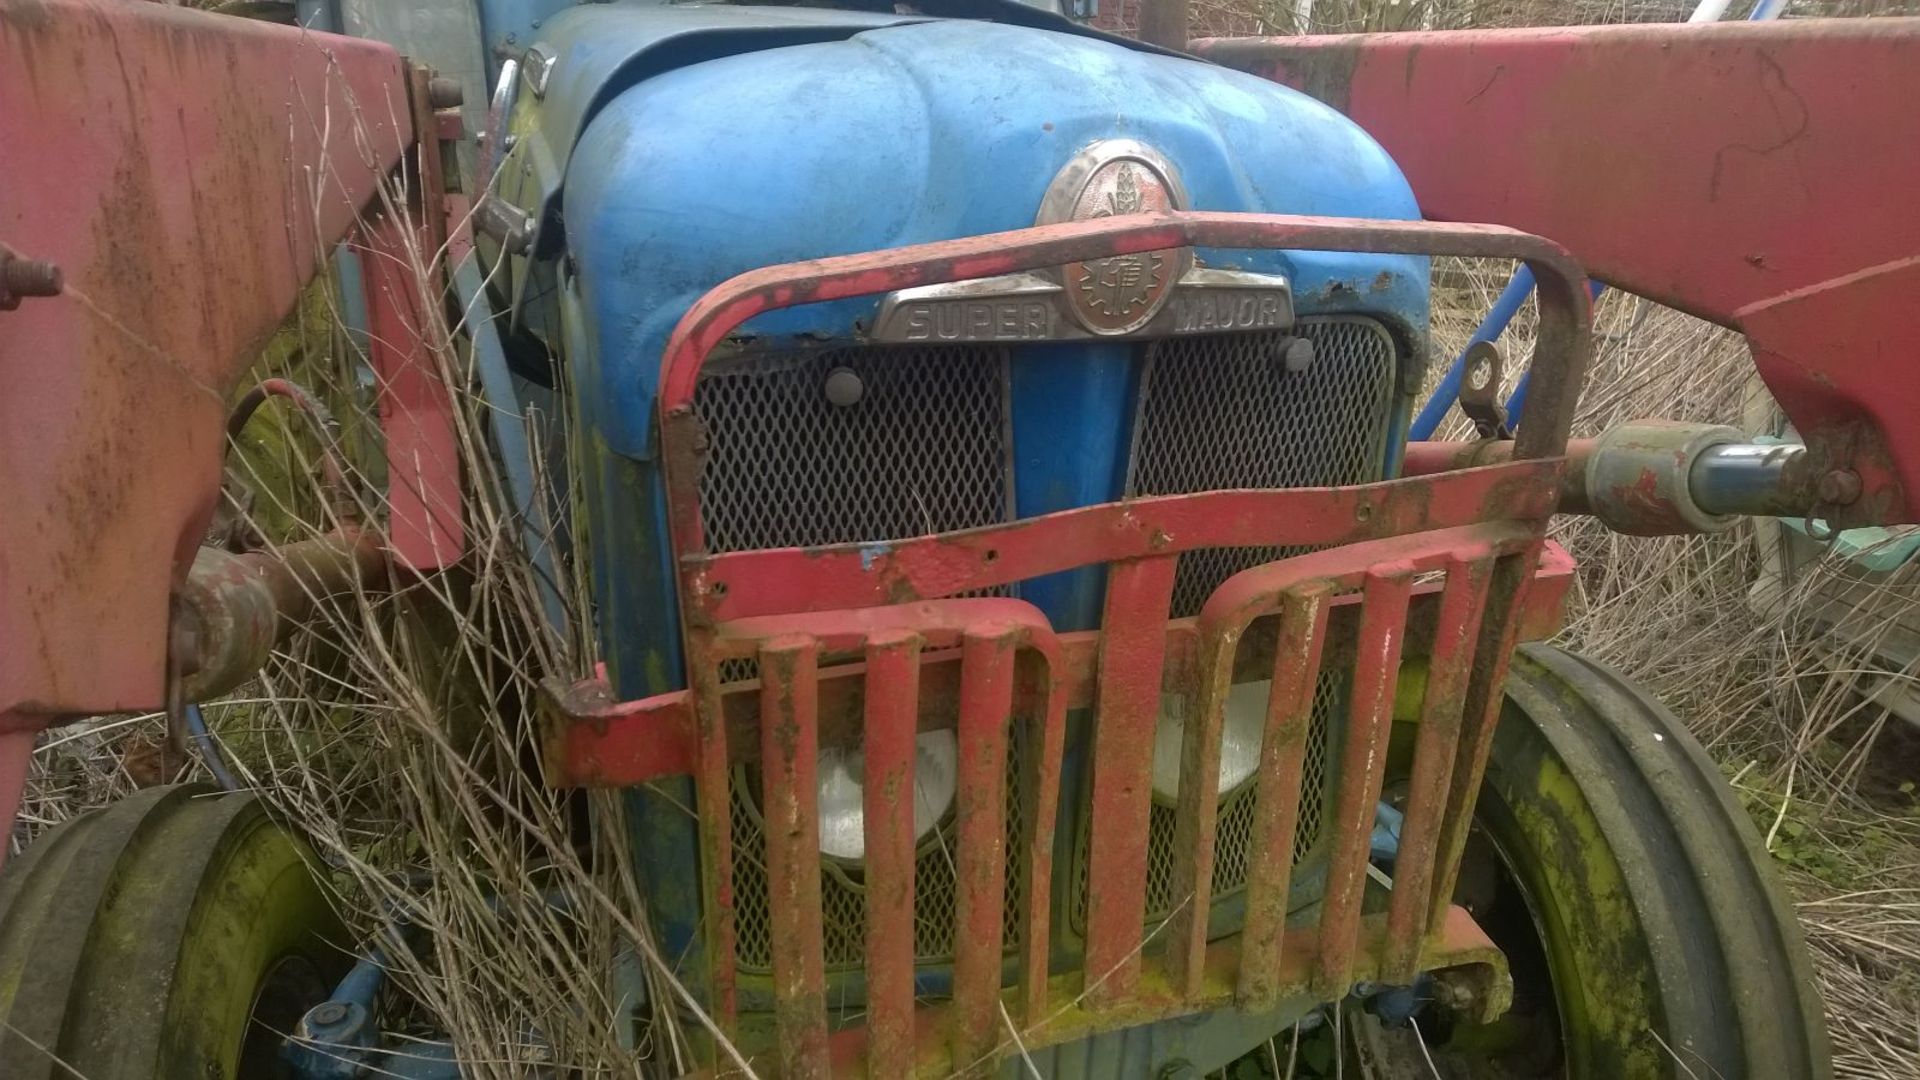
xmin=1406 ymin=424 xmax=1825 ymax=535
xmin=1196 ymin=18 xmax=1920 ymax=529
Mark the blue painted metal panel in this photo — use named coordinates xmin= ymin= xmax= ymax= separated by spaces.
xmin=565 ymin=18 xmax=1427 ymax=466
xmin=1009 ymin=343 xmax=1138 ymax=633
xmin=557 ymin=13 xmax=1430 ymax=689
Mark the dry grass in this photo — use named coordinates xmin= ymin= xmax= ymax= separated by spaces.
xmin=13 ymin=4 xmax=1920 ymax=1078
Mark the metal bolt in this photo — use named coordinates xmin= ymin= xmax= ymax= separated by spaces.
xmin=1281 ymin=336 xmax=1315 ymax=373
xmin=309 ymin=1002 xmax=349 ymax=1027
xmin=1462 ymin=340 xmax=1504 ymax=395
xmin=824 ymin=367 xmax=865 ymax=408
xmin=0 ymin=252 xmax=63 ymax=311
xmin=1430 ymin=974 xmax=1478 ymax=1012
xmin=427 ymin=76 xmax=464 ymax=110
xmin=1816 ymin=469 xmax=1862 ymax=506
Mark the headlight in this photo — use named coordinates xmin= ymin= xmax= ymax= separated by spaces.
xmin=1150 ymin=680 xmax=1269 ymax=803
xmin=815 ymin=729 xmax=959 ymax=861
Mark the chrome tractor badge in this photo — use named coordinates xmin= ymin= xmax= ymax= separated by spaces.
xmin=1050 ymin=147 xmax=1185 ymax=334
xmin=872 ymin=140 xmax=1294 ymax=344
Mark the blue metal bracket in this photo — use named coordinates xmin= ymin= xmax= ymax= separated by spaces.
xmin=284 ymin=947 xmax=466 ymax=1079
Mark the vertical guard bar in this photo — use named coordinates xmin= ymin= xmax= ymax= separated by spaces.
xmin=1164 ymin=620 xmax=1226 ymax=996
xmin=1426 ymin=547 xmax=1541 ymax=933
xmin=1167 ymin=575 xmax=1314 ymax=996
xmin=1083 ymin=556 xmax=1179 ymax=1004
xmin=1019 ymin=650 xmax=1069 ymax=1029
xmin=1235 ymin=587 xmax=1332 ymax=1008
xmin=691 ymin=658 xmax=739 ymax=1027
xmin=758 ymin=637 xmax=831 ymax=1079
xmin=1312 ymin=566 xmax=1414 ymax=999
xmin=1380 ymin=557 xmax=1493 ymax=983
xmin=862 ymin=631 xmax=924 ymax=1077
xmin=952 ymin=626 xmax=1017 ymax=1068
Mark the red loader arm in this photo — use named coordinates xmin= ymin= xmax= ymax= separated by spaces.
xmin=1196 ymin=18 xmax=1920 ymax=529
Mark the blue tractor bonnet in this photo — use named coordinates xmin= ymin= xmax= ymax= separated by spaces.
xmin=510 ymin=9 xmax=1428 ymax=461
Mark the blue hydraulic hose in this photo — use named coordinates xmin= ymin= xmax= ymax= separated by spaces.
xmin=184 ymin=703 xmax=242 ymax=792
xmin=1501 ymin=278 xmax=1607 ymax=428
xmin=1409 ymin=267 xmax=1538 ymax=440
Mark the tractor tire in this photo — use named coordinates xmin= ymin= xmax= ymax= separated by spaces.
xmin=1389 ymin=644 xmax=1831 ymax=1079
xmin=0 ymin=785 xmax=348 ymax=1080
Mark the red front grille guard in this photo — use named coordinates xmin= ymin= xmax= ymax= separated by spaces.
xmin=542 ymin=212 xmax=1592 ymax=1077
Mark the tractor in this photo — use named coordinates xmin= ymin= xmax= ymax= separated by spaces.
xmin=5 ymin=0 xmax=1916 ymax=1076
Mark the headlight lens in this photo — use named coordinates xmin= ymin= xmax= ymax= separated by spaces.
xmin=1150 ymin=680 xmax=1269 ymax=803
xmin=815 ymin=729 xmax=959 ymax=861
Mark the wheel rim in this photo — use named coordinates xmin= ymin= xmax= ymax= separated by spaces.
xmin=241 ymin=954 xmax=331 ymax=1079
xmin=1403 ymin=802 xmax=1571 ymax=1077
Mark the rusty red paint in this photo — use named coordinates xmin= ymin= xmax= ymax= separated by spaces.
xmin=1521 ymin=541 xmax=1575 ymax=642
xmin=1234 ymin=587 xmax=1330 ymax=1008
xmin=816 ymin=905 xmax=1513 ymax=1079
xmin=1164 ymin=574 xmax=1247 ymax=996
xmin=359 ymin=213 xmax=464 ymax=571
xmin=861 ymin=630 xmax=922 ymax=1077
xmin=691 ymin=652 xmax=740 ymax=1027
xmin=0 ymin=0 xmax=410 ymax=723
xmin=175 ymin=528 xmax=386 ymax=701
xmin=539 ymin=671 xmax=698 ymax=786
xmin=1083 ymin=556 xmax=1179 ymax=1006
xmin=758 ymin=636 xmax=831 ymax=1079
xmin=1313 ymin=566 xmax=1413 ymax=999
xmin=658 ymin=600 xmax=1068 ymax=1073
xmin=1017 ymin=643 xmax=1067 ymax=1030
xmin=1166 ymin=525 xmax=1537 ymax=1005
xmin=1737 ymin=257 xmax=1920 ymax=526
xmin=1426 ymin=547 xmax=1543 ymax=933
xmin=712 ymin=600 xmax=1058 ymax=659
xmin=560 ymin=531 xmax=1548 ymax=1070
xmin=0 ymin=730 xmax=30 ymax=871
xmin=686 ymin=462 xmax=1560 ymax=623
xmin=952 ymin=627 xmax=1016 ymax=1067
xmin=545 ymin=545 xmax=1573 ymax=791
xmin=1196 ymin=21 xmax=1920 ymax=525
xmin=1381 ymin=555 xmax=1493 ymax=984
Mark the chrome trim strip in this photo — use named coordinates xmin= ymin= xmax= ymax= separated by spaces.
xmin=870 ymin=266 xmax=1294 ymax=344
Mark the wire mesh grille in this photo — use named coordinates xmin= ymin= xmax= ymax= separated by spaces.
xmin=705 ymin=319 xmax=1397 ymax=971
xmin=1071 ymin=670 xmax=1343 ymax=936
xmin=730 ymin=723 xmax=1029 ymax=974
xmin=692 ymin=345 xmax=1013 ymax=554
xmin=1128 ymin=317 xmax=1401 ymax=618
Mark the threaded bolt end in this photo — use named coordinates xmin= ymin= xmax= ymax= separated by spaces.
xmin=3 ymin=257 xmax=63 ymax=298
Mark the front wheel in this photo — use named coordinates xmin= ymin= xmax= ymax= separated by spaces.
xmin=0 ymin=785 xmax=347 ymax=1079
xmin=1376 ymin=644 xmax=1831 ymax=1079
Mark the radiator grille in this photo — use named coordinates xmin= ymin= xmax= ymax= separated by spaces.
xmin=699 ymin=319 xmax=1398 ymax=973
xmin=693 ymin=345 xmax=1013 ymax=553
xmin=1071 ymin=670 xmax=1343 ymax=935
xmin=730 ymin=724 xmax=1030 ymax=973
xmin=1128 ymin=318 xmax=1401 ymax=618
